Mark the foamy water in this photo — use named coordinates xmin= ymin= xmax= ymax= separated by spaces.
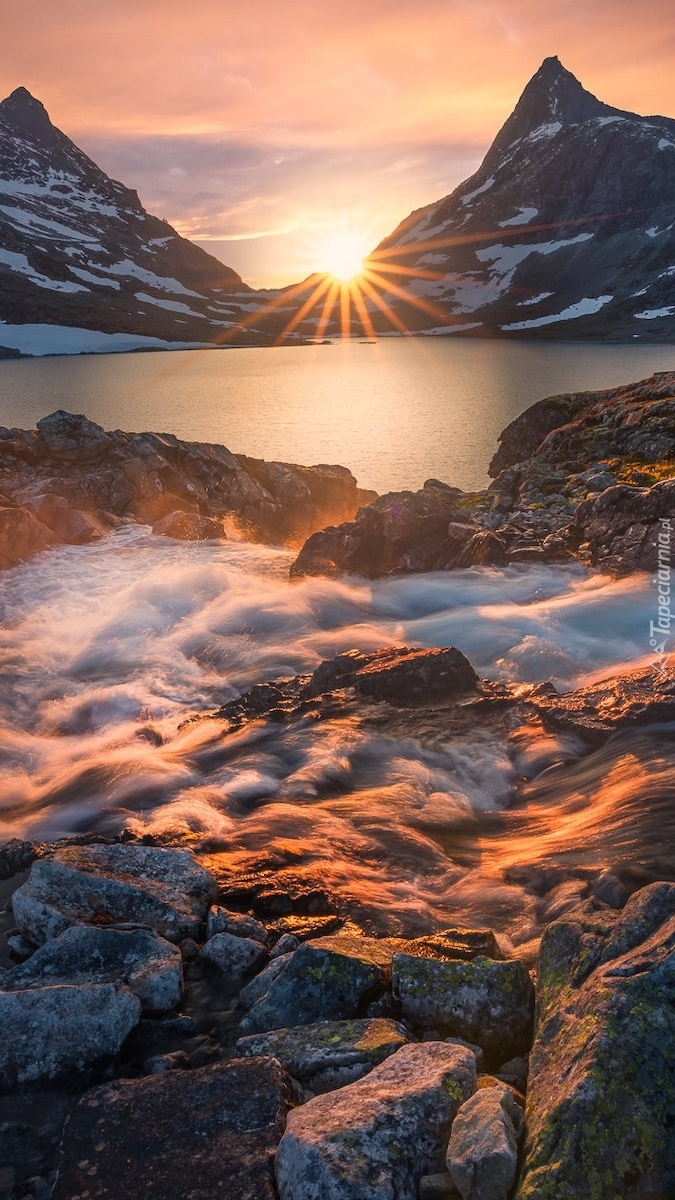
xmin=2 ymin=528 xmax=673 ymax=951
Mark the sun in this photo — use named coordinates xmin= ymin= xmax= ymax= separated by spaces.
xmin=311 ymin=223 xmax=373 ymax=282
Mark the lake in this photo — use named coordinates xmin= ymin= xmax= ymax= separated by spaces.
xmin=1 ymin=337 xmax=674 ymax=493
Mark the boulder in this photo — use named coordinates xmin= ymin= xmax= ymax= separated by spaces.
xmin=0 ymin=504 xmax=53 ymax=570
xmin=447 ymin=1083 xmax=525 ymax=1200
xmin=392 ymin=955 xmax=534 ymax=1060
xmin=0 ymin=983 xmax=141 ymax=1090
xmin=152 ymin=510 xmax=225 ymax=539
xmin=2 ymin=925 xmax=183 ymax=1012
xmin=206 ymin=905 xmax=269 ymax=944
xmin=571 ymin=478 xmax=675 ymax=574
xmin=240 ymin=952 xmax=293 ymax=1009
xmin=53 ymin=1057 xmax=298 ymax=1200
xmin=236 ymin=1017 xmax=409 ymax=1093
xmin=199 ymin=931 xmax=268 ymax=983
xmin=239 ymin=933 xmax=392 ymax=1034
xmin=303 ymin=646 xmax=478 ymax=705
xmin=275 ymin=1041 xmax=477 ymax=1200
xmin=517 ymin=882 xmax=675 ymax=1199
xmin=11 ymin=844 xmax=219 ymax=945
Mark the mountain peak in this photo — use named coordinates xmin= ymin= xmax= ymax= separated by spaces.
xmin=487 ymin=57 xmax=620 ymax=158
xmin=0 ymin=86 xmax=54 ymax=138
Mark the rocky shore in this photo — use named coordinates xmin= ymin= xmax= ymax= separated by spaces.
xmin=1 ymin=638 xmax=674 ymax=1198
xmin=0 ymin=369 xmax=673 ymax=579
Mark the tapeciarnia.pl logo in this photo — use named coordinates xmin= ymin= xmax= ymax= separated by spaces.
xmin=650 ymin=517 xmax=673 ymax=676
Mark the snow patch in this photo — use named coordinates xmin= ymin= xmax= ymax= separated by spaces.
xmin=499 ymin=207 xmax=539 ymax=228
xmin=518 ymin=291 xmax=554 ymax=307
xmin=461 ymin=176 xmax=495 ymax=207
xmin=68 ymin=266 xmax=121 ymax=290
xmin=101 ymin=260 xmax=204 ymax=297
xmin=134 ymin=292 xmax=204 ymax=317
xmin=527 ymin=122 xmax=562 ymax=142
xmin=635 ymin=306 xmax=675 ymax=320
xmin=597 ymin=116 xmax=625 ymax=127
xmin=0 ymin=248 xmax=89 ymax=293
xmin=658 ymin=139 xmax=675 ymax=150
xmin=476 ymin=233 xmax=593 ymax=280
xmin=502 ymin=295 xmax=613 ymax=330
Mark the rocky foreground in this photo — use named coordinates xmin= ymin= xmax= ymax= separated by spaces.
xmin=1 ymin=641 xmax=675 ymax=1198
xmin=1 ymin=833 xmax=675 ymax=1199
xmin=1 ymin=369 xmax=673 ymax=578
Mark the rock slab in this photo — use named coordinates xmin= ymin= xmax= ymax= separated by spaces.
xmin=236 ymin=1017 xmax=409 ymax=1093
xmin=447 ymin=1083 xmax=524 ymax=1200
xmin=517 ymin=882 xmax=675 ymax=1199
xmin=0 ymin=983 xmax=140 ymax=1090
xmin=275 ymin=1041 xmax=477 ymax=1200
xmin=11 ymin=843 xmax=218 ymax=944
xmin=53 ymin=1057 xmax=298 ymax=1200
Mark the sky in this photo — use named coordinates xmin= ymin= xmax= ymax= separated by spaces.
xmin=2 ymin=0 xmax=675 ymax=287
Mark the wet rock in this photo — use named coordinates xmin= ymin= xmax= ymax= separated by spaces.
xmin=517 ymin=881 xmax=675 ymax=1199
xmin=447 ymin=1082 xmax=525 ymax=1200
xmin=0 ymin=504 xmax=54 ymax=569
xmin=0 ymin=983 xmax=141 ymax=1090
xmin=290 ymin=480 xmax=469 ymax=579
xmin=275 ymin=1041 xmax=477 ymax=1200
xmin=304 ymin=645 xmax=478 ymax=705
xmin=240 ymin=933 xmax=392 ymax=1034
xmin=206 ymin=904 xmax=269 ymax=944
xmin=11 ymin=843 xmax=218 ymax=944
xmin=0 ymin=838 xmax=37 ymax=880
xmin=533 ymin=666 xmax=675 ymax=744
xmin=392 ymin=955 xmax=534 ymax=1060
xmin=2 ymin=925 xmax=183 ymax=1012
xmin=199 ymin=931 xmax=268 ymax=983
xmin=419 ymin=1172 xmax=461 ymax=1199
xmin=143 ymin=1050 xmax=191 ymax=1073
xmin=236 ymin=1017 xmax=409 ymax=1093
xmin=53 ymin=1057 xmax=298 ymax=1200
xmin=152 ymin=509 xmax=225 ymax=539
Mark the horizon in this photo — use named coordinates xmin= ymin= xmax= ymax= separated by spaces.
xmin=2 ymin=0 xmax=675 ymax=288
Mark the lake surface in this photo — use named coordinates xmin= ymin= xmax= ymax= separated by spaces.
xmin=1 ymin=337 xmax=674 ymax=492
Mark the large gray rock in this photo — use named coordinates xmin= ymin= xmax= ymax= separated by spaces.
xmin=240 ymin=933 xmax=393 ymax=1034
xmin=517 ymin=882 xmax=675 ymax=1199
xmin=239 ymin=952 xmax=293 ymax=1009
xmin=199 ymin=931 xmax=267 ymax=984
xmin=236 ymin=1017 xmax=409 ymax=1093
xmin=53 ymin=1057 xmax=298 ymax=1200
xmin=392 ymin=955 xmax=534 ymax=1059
xmin=275 ymin=1041 xmax=477 ymax=1200
xmin=0 ymin=983 xmax=141 ymax=1089
xmin=11 ymin=844 xmax=218 ymax=944
xmin=2 ymin=925 xmax=183 ymax=1012
xmin=447 ymin=1083 xmax=525 ymax=1200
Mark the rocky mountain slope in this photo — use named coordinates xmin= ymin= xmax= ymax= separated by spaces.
xmin=350 ymin=57 xmax=675 ymax=341
xmin=0 ymin=87 xmax=283 ymax=354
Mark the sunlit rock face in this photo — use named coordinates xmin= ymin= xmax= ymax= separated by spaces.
xmin=357 ymin=57 xmax=675 ymax=341
xmin=0 ymin=86 xmax=261 ymax=351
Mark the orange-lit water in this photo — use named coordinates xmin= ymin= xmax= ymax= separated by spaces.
xmin=2 ymin=530 xmax=672 ymax=954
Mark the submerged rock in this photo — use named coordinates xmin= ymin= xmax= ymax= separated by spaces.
xmin=392 ymin=954 xmax=534 ymax=1060
xmin=151 ymin=509 xmax=225 ymax=540
xmin=517 ymin=882 xmax=675 ymax=1198
xmin=1 ymin=924 xmax=183 ymax=1012
xmin=447 ymin=1082 xmax=525 ymax=1200
xmin=236 ymin=1017 xmax=409 ymax=1093
xmin=275 ymin=1041 xmax=477 ymax=1200
xmin=206 ymin=904 xmax=269 ymax=944
xmin=0 ymin=983 xmax=141 ymax=1090
xmin=53 ymin=1057 xmax=298 ymax=1200
xmin=11 ymin=843 xmax=218 ymax=945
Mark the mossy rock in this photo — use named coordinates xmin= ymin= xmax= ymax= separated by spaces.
xmin=517 ymin=882 xmax=675 ymax=1199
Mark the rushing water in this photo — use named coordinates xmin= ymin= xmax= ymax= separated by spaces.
xmin=1 ymin=338 xmax=675 ymax=492
xmin=2 ymin=529 xmax=673 ymax=956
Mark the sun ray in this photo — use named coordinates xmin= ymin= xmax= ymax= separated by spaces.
xmin=348 ymin=280 xmax=376 ymax=340
xmin=357 ymin=275 xmax=410 ymax=335
xmin=273 ymin=275 xmax=332 ymax=345
xmin=314 ymin=277 xmax=342 ymax=341
xmin=340 ymin=284 xmax=351 ymax=338
xmin=362 ymin=267 xmax=455 ymax=326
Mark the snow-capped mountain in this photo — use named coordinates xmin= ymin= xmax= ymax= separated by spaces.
xmin=0 ymin=87 xmax=273 ymax=356
xmin=354 ymin=57 xmax=675 ymax=340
